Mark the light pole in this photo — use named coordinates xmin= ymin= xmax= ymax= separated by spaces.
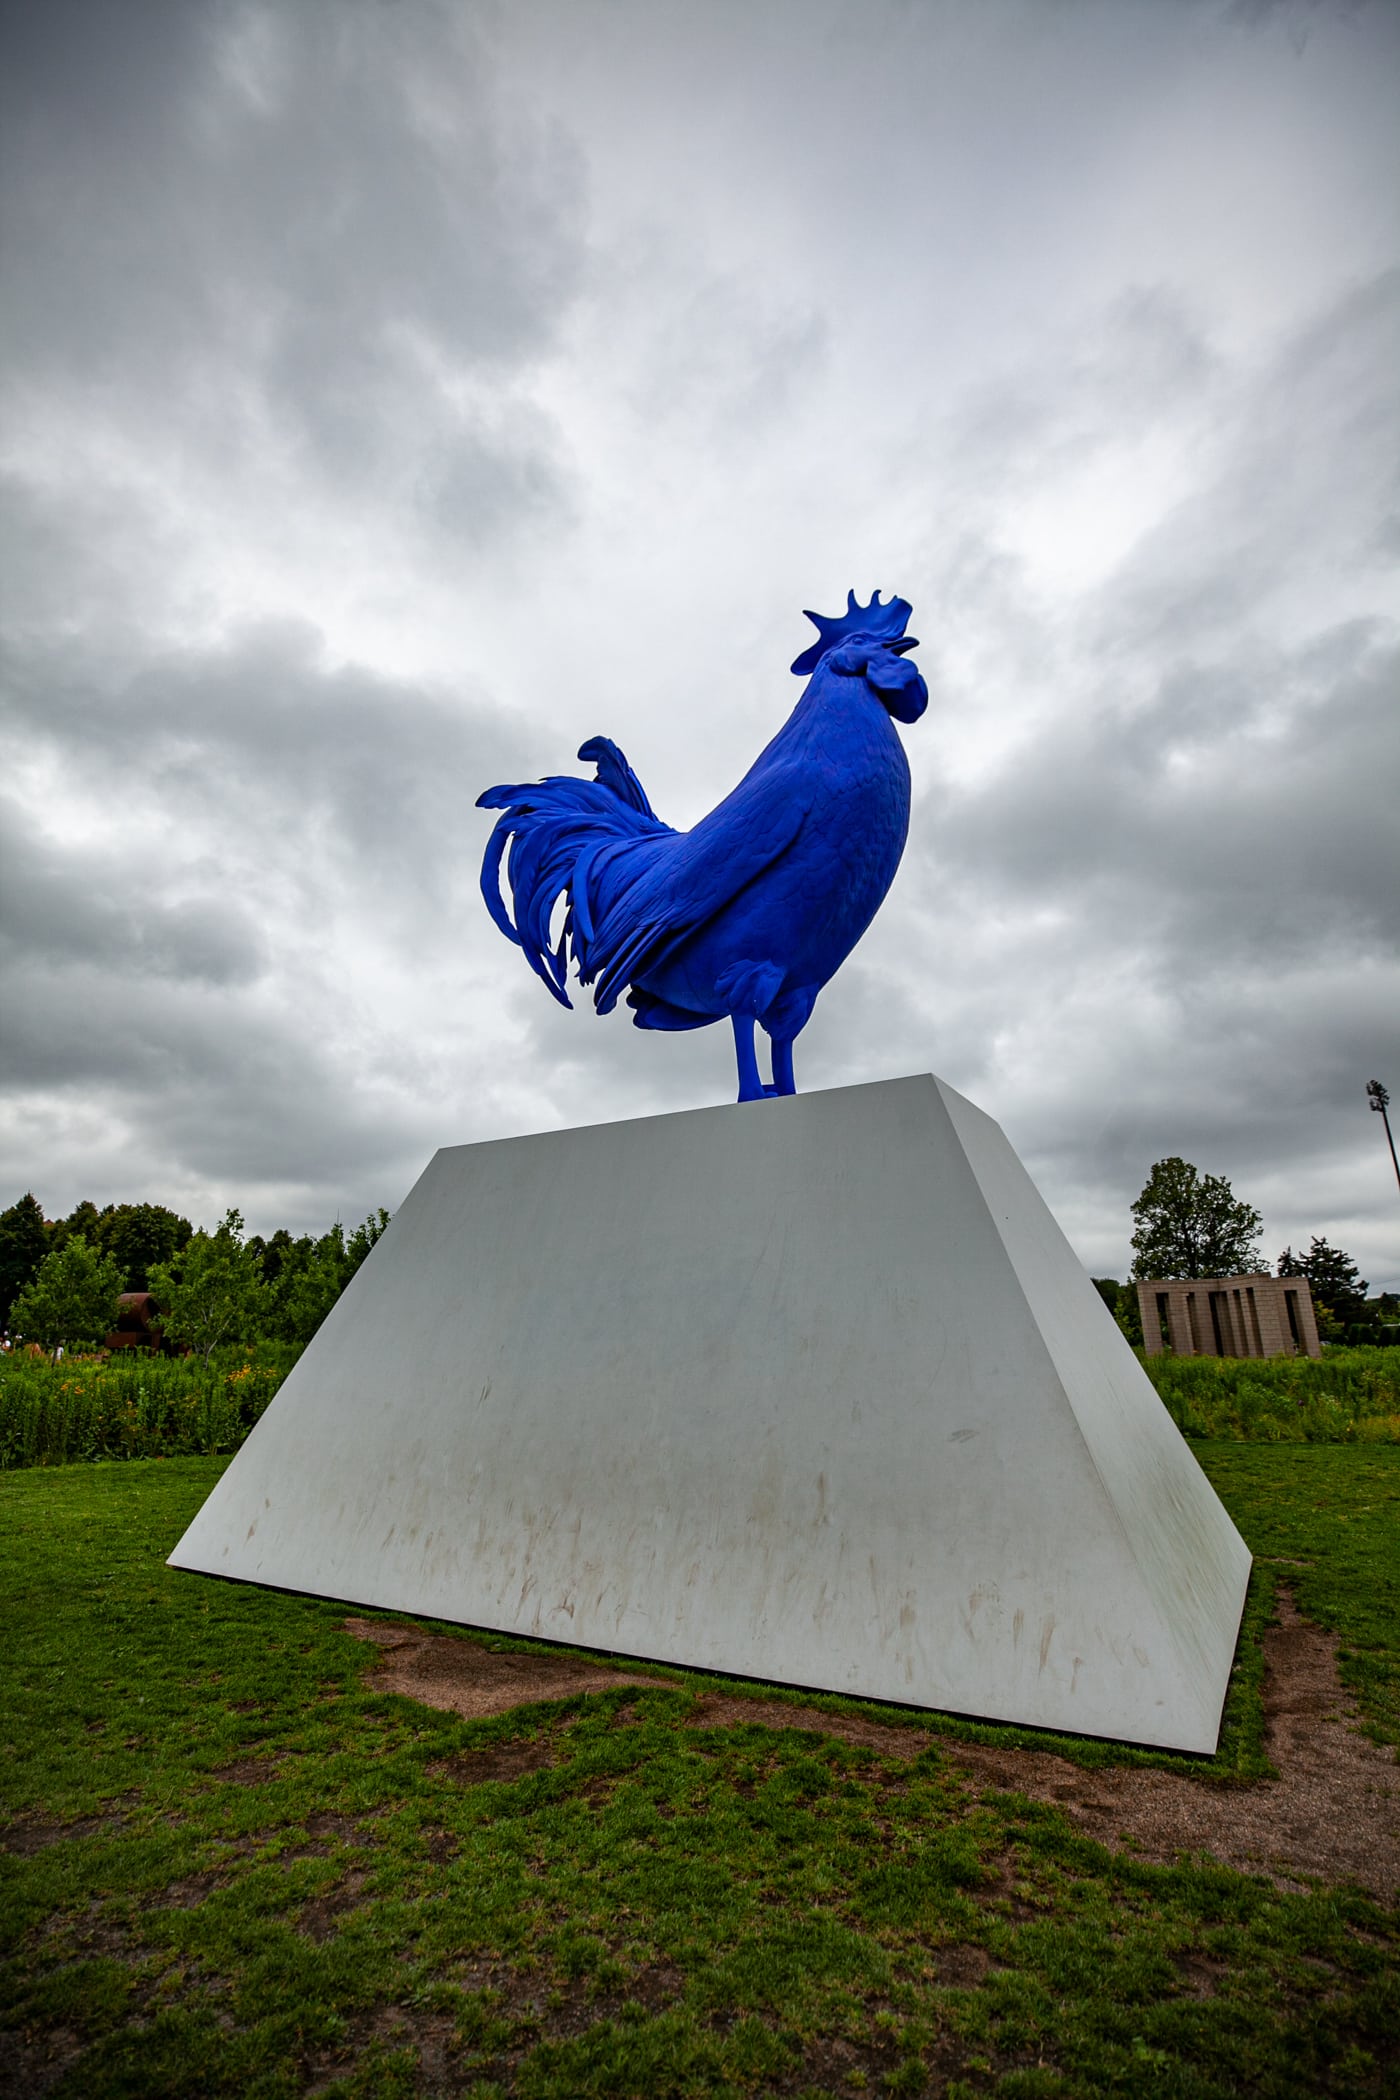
xmin=1368 ymin=1080 xmax=1400 ymax=1195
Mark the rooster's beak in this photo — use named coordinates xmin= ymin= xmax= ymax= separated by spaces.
xmin=887 ymin=635 xmax=920 ymax=656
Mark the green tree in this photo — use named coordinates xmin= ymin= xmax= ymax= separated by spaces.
xmin=9 ymin=1235 xmax=124 ymax=1359
xmin=1091 ymin=1276 xmax=1144 ymax=1349
xmin=273 ymin=1230 xmax=346 ymax=1349
xmin=0 ymin=1192 xmax=50 ymax=1326
xmin=347 ymin=1208 xmax=391 ymax=1274
xmin=1116 ymin=1289 xmax=1145 ymax=1349
xmin=149 ymin=1210 xmax=266 ymax=1364
xmin=264 ymin=1210 xmax=392 ymax=1348
xmin=1278 ymin=1238 xmax=1369 ymax=1326
xmin=94 ymin=1202 xmax=194 ymax=1292
xmin=248 ymin=1227 xmax=300 ymax=1287
xmin=49 ymin=1199 xmax=101 ymax=1254
xmin=1129 ymin=1157 xmax=1263 ymax=1280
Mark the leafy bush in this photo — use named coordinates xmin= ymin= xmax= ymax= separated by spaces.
xmin=257 ymin=1210 xmax=391 ymax=1346
xmin=0 ymin=1341 xmax=298 ymax=1468
xmin=8 ymin=1234 xmax=124 ymax=1359
xmin=1142 ymin=1346 xmax=1400 ymax=1443
xmin=148 ymin=1209 xmax=267 ymax=1363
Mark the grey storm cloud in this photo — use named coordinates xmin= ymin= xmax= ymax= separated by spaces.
xmin=1097 ymin=274 xmax=1400 ymax=655
xmin=901 ymin=269 xmax=1400 ymax=965
xmin=0 ymin=0 xmax=584 ymax=537
xmin=3 ymin=618 xmax=532 ymax=886
xmin=929 ymin=619 xmax=1399 ymax=956
xmin=0 ymin=609 xmax=540 ymax=1230
xmin=0 ymin=812 xmax=267 ymax=987
xmin=1 ymin=0 xmax=1396 ymax=1283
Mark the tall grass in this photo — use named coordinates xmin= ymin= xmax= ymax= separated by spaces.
xmin=0 ymin=1342 xmax=297 ymax=1468
xmin=1141 ymin=1344 xmax=1400 ymax=1443
xmin=4 ymin=1338 xmax=1397 ymax=1469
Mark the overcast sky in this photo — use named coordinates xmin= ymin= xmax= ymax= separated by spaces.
xmin=1 ymin=0 xmax=1397 ymax=1288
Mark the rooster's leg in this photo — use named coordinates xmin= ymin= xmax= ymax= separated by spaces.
xmin=731 ymin=1015 xmax=768 ymax=1103
xmin=770 ymin=1035 xmax=796 ymax=1096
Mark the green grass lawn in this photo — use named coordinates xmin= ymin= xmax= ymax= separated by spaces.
xmin=2 ymin=1450 xmax=1396 ymax=2098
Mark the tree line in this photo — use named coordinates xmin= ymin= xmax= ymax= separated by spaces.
xmin=3 ymin=1156 xmax=1389 ymax=1362
xmin=0 ymin=1194 xmax=390 ymax=1361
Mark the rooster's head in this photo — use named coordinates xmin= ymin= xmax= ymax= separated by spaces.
xmin=791 ymin=590 xmax=927 ymax=723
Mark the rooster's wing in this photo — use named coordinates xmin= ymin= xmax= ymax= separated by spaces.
xmin=583 ymin=763 xmax=811 ymax=1015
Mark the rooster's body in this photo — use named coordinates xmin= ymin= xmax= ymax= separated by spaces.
xmin=478 ymin=592 xmax=927 ymax=1100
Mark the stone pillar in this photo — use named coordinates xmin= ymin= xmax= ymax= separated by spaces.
xmin=1137 ymin=1281 xmax=1166 ymax=1356
xmin=1172 ymin=1287 xmax=1200 ymax=1356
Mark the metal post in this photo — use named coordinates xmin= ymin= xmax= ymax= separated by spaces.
xmin=1368 ymin=1080 xmax=1400 ymax=1195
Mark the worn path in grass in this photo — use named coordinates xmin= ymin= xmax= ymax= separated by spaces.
xmin=1 ymin=1448 xmax=1397 ymax=2099
xmin=358 ymin=1588 xmax=1398 ymax=1901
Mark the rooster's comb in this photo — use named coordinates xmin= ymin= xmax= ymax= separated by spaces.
xmin=790 ymin=590 xmax=914 ymax=676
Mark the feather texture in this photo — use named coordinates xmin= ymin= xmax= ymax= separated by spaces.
xmin=476 ymin=595 xmax=927 ymax=1093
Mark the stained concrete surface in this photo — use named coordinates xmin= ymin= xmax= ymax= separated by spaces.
xmin=170 ymin=1077 xmax=1249 ymax=1750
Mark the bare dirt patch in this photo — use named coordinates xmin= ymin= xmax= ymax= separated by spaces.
xmin=143 ymin=1870 xmax=226 ymax=1911
xmin=209 ymin=1755 xmax=284 ymax=1786
xmin=345 ymin=1616 xmax=678 ymax=1719
xmin=686 ymin=1691 xmax=928 ymax=1762
xmin=201 ymin=1814 xmax=362 ymax=1863
xmin=932 ymin=1940 xmax=994 ymax=1986
xmin=0 ymin=1811 xmax=129 ymax=1856
xmin=0 ymin=2022 xmax=86 ymax=2100
xmin=943 ymin=1590 xmax=1400 ymax=1902
xmin=300 ymin=1868 xmax=369 ymax=1943
xmin=40 ymin=1896 xmax=146 ymax=1965
xmin=351 ymin=1592 xmax=1399 ymax=1901
xmin=302 ymin=2007 xmax=462 ymax=2098
xmin=429 ymin=1736 xmax=562 ymax=1785
xmin=303 ymin=1809 xmax=361 ymax=1841
xmin=686 ymin=1599 xmax=1399 ymax=1902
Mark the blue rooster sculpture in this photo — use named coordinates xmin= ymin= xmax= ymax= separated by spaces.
xmin=478 ymin=591 xmax=927 ymax=1102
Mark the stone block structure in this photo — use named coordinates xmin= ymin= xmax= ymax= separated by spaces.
xmin=1137 ymin=1274 xmax=1321 ymax=1360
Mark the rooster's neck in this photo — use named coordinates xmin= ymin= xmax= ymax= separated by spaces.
xmin=776 ymin=671 xmax=901 ymax=760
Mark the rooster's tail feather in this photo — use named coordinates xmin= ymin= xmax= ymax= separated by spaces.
xmin=477 ymin=739 xmax=672 ymax=1007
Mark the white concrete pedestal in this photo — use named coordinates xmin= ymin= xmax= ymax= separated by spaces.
xmin=170 ymin=1076 xmax=1250 ymax=1751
